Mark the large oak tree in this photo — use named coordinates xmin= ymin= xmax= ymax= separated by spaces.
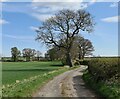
xmin=36 ymin=9 xmax=95 ymax=67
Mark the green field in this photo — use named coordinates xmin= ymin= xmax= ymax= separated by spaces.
xmin=2 ymin=61 xmax=63 ymax=85
xmin=2 ymin=61 xmax=74 ymax=97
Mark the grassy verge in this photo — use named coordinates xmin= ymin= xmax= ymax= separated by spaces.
xmin=82 ymin=71 xmax=120 ymax=99
xmin=2 ymin=66 xmax=79 ymax=97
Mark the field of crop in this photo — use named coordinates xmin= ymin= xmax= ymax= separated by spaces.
xmin=2 ymin=61 xmax=71 ymax=97
xmin=2 ymin=61 xmax=63 ymax=85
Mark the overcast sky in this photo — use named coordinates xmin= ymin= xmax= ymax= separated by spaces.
xmin=0 ymin=0 xmax=119 ymax=57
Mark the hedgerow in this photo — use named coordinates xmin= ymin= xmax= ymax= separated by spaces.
xmin=83 ymin=58 xmax=120 ymax=98
xmin=88 ymin=58 xmax=119 ymax=82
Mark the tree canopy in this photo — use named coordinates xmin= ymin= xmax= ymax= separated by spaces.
xmin=36 ymin=9 xmax=95 ymax=67
xmin=22 ymin=48 xmax=36 ymax=61
xmin=11 ymin=47 xmax=21 ymax=62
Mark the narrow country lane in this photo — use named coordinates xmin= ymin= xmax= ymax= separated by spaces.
xmin=33 ymin=65 xmax=99 ymax=98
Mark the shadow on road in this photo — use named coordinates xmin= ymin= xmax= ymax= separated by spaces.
xmin=72 ymin=68 xmax=105 ymax=99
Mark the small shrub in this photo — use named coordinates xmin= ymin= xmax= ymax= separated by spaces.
xmin=73 ymin=59 xmax=80 ymax=66
xmin=18 ymin=60 xmax=24 ymax=62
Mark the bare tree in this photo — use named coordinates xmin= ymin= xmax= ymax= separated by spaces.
xmin=74 ymin=36 xmax=94 ymax=59
xmin=22 ymin=48 xmax=36 ymax=61
xmin=36 ymin=9 xmax=94 ymax=67
xmin=36 ymin=51 xmax=42 ymax=61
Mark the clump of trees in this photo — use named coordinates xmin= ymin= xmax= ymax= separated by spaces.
xmin=22 ymin=48 xmax=36 ymax=61
xmin=36 ymin=51 xmax=42 ymax=61
xmin=36 ymin=9 xmax=95 ymax=67
xmin=74 ymin=36 xmax=94 ymax=60
xmin=45 ymin=35 xmax=94 ymax=64
xmin=10 ymin=47 xmax=42 ymax=62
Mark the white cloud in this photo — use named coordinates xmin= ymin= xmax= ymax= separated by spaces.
xmin=32 ymin=2 xmax=87 ymax=12
xmin=30 ymin=26 xmax=39 ymax=31
xmin=110 ymin=2 xmax=118 ymax=7
xmin=30 ymin=1 xmax=97 ymax=21
xmin=0 ymin=0 xmax=8 ymax=2
xmin=101 ymin=16 xmax=120 ymax=23
xmin=33 ymin=0 xmax=97 ymax=12
xmin=31 ymin=13 xmax=54 ymax=21
xmin=3 ymin=34 xmax=34 ymax=40
xmin=1 ymin=0 xmax=119 ymax=2
xmin=1 ymin=2 xmax=89 ymax=23
xmin=2 ymin=0 xmax=8 ymax=1
xmin=32 ymin=0 xmax=119 ymax=2
xmin=31 ymin=3 xmax=89 ymax=21
xmin=0 ymin=0 xmax=31 ymax=2
xmin=94 ymin=0 xmax=119 ymax=2
xmin=2 ymin=0 xmax=97 ymax=22
xmin=0 ymin=19 xmax=9 ymax=24
xmin=31 ymin=0 xmax=97 ymax=14
xmin=89 ymin=0 xmax=97 ymax=4
xmin=32 ymin=0 xmax=83 ymax=2
xmin=2 ymin=0 xmax=97 ymax=23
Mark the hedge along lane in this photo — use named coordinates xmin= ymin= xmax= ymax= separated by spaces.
xmin=83 ymin=58 xmax=119 ymax=98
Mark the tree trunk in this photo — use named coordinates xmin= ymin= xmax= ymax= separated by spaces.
xmin=78 ymin=53 xmax=82 ymax=60
xmin=26 ymin=57 xmax=30 ymax=61
xmin=66 ymin=52 xmax=73 ymax=67
xmin=13 ymin=56 xmax=17 ymax=62
xmin=82 ymin=54 xmax=85 ymax=59
xmin=37 ymin=57 xmax=39 ymax=61
xmin=14 ymin=57 xmax=15 ymax=62
xmin=15 ymin=56 xmax=18 ymax=62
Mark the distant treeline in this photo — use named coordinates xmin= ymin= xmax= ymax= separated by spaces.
xmin=90 ymin=56 xmax=120 ymax=58
xmin=1 ymin=56 xmax=47 ymax=62
xmin=1 ymin=56 xmax=119 ymax=62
